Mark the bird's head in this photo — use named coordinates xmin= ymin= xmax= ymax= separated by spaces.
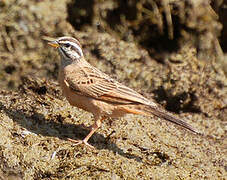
xmin=47 ymin=36 xmax=84 ymax=61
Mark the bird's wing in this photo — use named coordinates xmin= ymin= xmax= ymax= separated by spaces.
xmin=64 ymin=64 xmax=152 ymax=105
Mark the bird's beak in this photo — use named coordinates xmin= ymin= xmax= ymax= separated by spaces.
xmin=47 ymin=41 xmax=59 ymax=48
xmin=42 ymin=36 xmax=59 ymax=48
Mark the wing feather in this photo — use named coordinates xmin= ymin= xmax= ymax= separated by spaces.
xmin=64 ymin=64 xmax=152 ymax=105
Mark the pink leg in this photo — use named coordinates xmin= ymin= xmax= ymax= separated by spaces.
xmin=67 ymin=117 xmax=105 ymax=148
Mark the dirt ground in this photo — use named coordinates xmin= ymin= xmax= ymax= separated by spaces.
xmin=0 ymin=0 xmax=226 ymax=179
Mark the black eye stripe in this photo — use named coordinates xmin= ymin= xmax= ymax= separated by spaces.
xmin=64 ymin=43 xmax=70 ymax=48
xmin=59 ymin=42 xmax=71 ymax=48
xmin=59 ymin=38 xmax=81 ymax=47
xmin=60 ymin=42 xmax=82 ymax=57
xmin=57 ymin=38 xmax=83 ymax=58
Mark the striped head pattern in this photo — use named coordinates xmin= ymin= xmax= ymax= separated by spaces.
xmin=50 ymin=37 xmax=84 ymax=60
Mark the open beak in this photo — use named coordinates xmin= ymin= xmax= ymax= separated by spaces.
xmin=42 ymin=36 xmax=59 ymax=48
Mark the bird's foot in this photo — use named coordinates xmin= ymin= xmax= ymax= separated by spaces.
xmin=67 ymin=138 xmax=94 ymax=149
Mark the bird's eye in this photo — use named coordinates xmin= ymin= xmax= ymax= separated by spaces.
xmin=64 ymin=43 xmax=70 ymax=48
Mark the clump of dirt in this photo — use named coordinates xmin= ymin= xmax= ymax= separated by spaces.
xmin=0 ymin=0 xmax=226 ymax=179
xmin=67 ymin=0 xmax=223 ymax=62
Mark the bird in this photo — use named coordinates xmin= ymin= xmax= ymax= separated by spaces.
xmin=46 ymin=36 xmax=199 ymax=148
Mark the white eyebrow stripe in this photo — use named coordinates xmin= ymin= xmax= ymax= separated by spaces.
xmin=62 ymin=41 xmax=83 ymax=57
xmin=69 ymin=41 xmax=83 ymax=56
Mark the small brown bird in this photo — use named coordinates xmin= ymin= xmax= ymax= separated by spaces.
xmin=47 ymin=36 xmax=199 ymax=148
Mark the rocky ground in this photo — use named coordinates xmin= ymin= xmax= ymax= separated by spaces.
xmin=0 ymin=0 xmax=226 ymax=179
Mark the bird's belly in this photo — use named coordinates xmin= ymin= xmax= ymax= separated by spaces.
xmin=65 ymin=90 xmax=127 ymax=118
xmin=67 ymin=94 xmax=97 ymax=113
xmin=61 ymin=86 xmax=98 ymax=113
xmin=64 ymin=88 xmax=128 ymax=118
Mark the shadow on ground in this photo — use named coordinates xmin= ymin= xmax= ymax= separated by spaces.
xmin=0 ymin=101 xmax=143 ymax=163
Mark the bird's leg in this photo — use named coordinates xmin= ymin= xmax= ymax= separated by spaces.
xmin=67 ymin=116 xmax=106 ymax=148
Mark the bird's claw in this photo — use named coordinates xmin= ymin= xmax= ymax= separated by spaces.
xmin=67 ymin=138 xmax=94 ymax=149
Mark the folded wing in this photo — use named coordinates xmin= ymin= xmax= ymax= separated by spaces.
xmin=64 ymin=64 xmax=153 ymax=105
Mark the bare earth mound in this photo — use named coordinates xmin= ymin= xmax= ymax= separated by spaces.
xmin=0 ymin=0 xmax=226 ymax=179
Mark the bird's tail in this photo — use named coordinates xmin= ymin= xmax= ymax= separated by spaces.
xmin=147 ymin=105 xmax=201 ymax=135
xmin=122 ymin=104 xmax=201 ymax=135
